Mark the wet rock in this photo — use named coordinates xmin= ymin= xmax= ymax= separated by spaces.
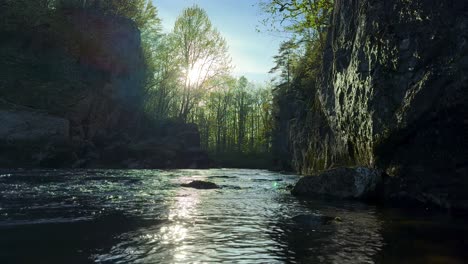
xmin=181 ymin=180 xmax=219 ymax=189
xmin=292 ymin=167 xmax=382 ymax=199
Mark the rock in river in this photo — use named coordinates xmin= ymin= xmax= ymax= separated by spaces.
xmin=181 ymin=180 xmax=219 ymax=189
xmin=292 ymin=214 xmax=338 ymax=227
xmin=292 ymin=167 xmax=382 ymax=199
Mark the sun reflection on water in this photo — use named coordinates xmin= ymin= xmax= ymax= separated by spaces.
xmin=153 ymin=178 xmax=204 ymax=262
xmin=159 ymin=224 xmax=188 ymax=244
xmin=87 ymin=169 xmax=466 ymax=264
xmin=168 ymin=193 xmax=199 ymax=221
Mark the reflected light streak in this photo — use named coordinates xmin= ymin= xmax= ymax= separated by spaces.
xmin=152 ymin=179 xmax=204 ymax=262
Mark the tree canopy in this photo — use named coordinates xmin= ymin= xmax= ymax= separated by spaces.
xmin=259 ymin=0 xmax=333 ymax=38
xmin=172 ymin=5 xmax=231 ymax=121
xmin=139 ymin=5 xmax=272 ymax=165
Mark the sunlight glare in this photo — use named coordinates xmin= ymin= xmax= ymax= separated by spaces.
xmin=187 ymin=61 xmax=209 ymax=87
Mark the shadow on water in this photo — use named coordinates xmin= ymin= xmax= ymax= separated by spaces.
xmin=267 ymin=198 xmax=384 ymax=263
xmin=0 ymin=169 xmax=174 ymax=263
xmin=269 ymin=196 xmax=468 ymax=264
xmin=373 ymin=207 xmax=468 ymax=264
xmin=0 ymin=213 xmax=166 ymax=264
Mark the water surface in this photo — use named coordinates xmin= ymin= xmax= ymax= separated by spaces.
xmin=0 ymin=169 xmax=467 ymax=263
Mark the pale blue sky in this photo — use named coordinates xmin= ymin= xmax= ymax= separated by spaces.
xmin=152 ymin=0 xmax=283 ymax=83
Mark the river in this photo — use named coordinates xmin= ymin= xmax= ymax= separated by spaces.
xmin=0 ymin=169 xmax=467 ymax=263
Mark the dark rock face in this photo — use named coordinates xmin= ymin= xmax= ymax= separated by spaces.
xmin=63 ymin=10 xmax=146 ymax=142
xmin=292 ymin=167 xmax=382 ymax=199
xmin=181 ymin=180 xmax=220 ymax=189
xmin=286 ymin=0 xmax=468 ymax=209
xmin=0 ymin=110 xmax=69 ymax=141
xmin=0 ymin=9 xmax=209 ymax=169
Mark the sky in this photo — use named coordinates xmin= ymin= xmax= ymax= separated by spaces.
xmin=152 ymin=0 xmax=283 ymax=83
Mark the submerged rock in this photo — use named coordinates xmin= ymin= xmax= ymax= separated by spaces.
xmin=292 ymin=167 xmax=382 ymax=199
xmin=292 ymin=214 xmax=339 ymax=226
xmin=181 ymin=180 xmax=219 ymax=189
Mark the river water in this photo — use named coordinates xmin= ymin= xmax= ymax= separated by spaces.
xmin=0 ymin=169 xmax=467 ymax=263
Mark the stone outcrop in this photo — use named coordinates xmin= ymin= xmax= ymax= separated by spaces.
xmin=285 ymin=0 xmax=468 ymax=209
xmin=292 ymin=167 xmax=382 ymax=199
xmin=0 ymin=110 xmax=69 ymax=142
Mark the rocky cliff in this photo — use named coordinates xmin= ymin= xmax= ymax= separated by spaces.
xmin=285 ymin=0 xmax=468 ymax=209
xmin=0 ymin=9 xmax=209 ymax=169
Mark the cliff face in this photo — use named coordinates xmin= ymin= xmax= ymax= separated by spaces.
xmin=0 ymin=9 xmax=209 ymax=169
xmin=0 ymin=9 xmax=144 ymax=139
xmin=64 ymin=10 xmax=146 ymax=142
xmin=286 ymin=0 xmax=468 ymax=209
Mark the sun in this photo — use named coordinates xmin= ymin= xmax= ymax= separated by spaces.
xmin=187 ymin=67 xmax=201 ymax=85
xmin=187 ymin=62 xmax=209 ymax=87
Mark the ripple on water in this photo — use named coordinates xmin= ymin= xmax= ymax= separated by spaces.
xmin=0 ymin=169 xmax=467 ymax=264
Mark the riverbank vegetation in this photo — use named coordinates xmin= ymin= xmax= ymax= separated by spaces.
xmin=258 ymin=0 xmax=334 ymax=170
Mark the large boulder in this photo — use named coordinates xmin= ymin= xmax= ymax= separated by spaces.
xmin=0 ymin=110 xmax=69 ymax=141
xmin=292 ymin=167 xmax=382 ymax=199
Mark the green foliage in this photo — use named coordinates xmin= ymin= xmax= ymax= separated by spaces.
xmin=1 ymin=0 xmax=160 ymax=30
xmin=143 ymin=34 xmax=180 ymax=121
xmin=269 ymin=40 xmax=301 ymax=85
xmin=0 ymin=0 xmax=54 ymax=31
xmin=138 ymin=5 xmax=272 ymax=164
xmin=259 ymin=0 xmax=334 ymax=40
xmin=101 ymin=0 xmax=161 ymax=29
xmin=261 ymin=0 xmax=334 ymax=171
xmin=194 ymin=77 xmax=273 ymax=156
